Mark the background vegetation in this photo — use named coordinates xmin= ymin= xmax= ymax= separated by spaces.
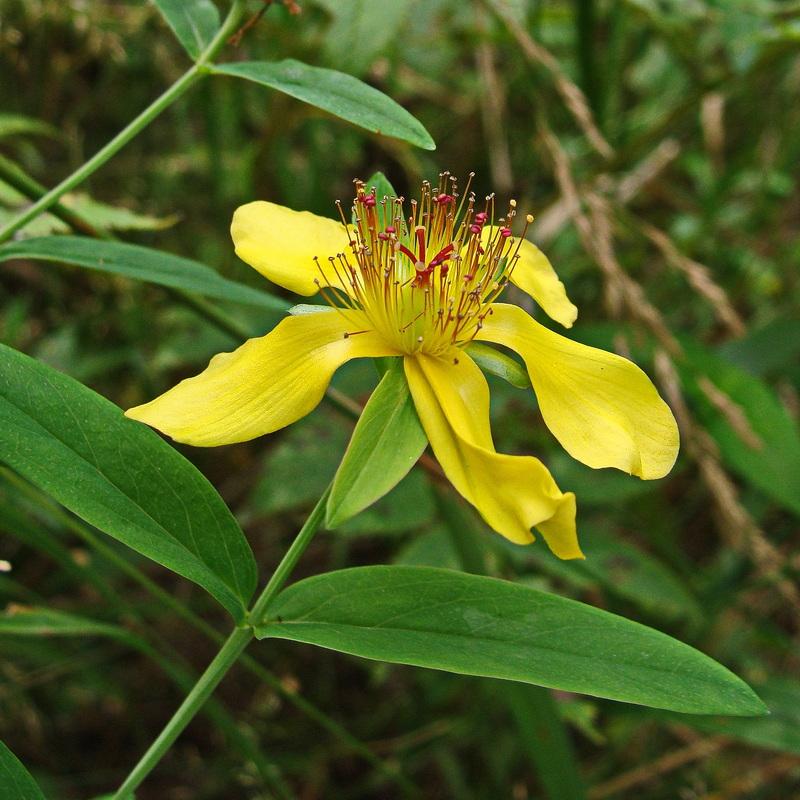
xmin=2 ymin=0 xmax=800 ymax=798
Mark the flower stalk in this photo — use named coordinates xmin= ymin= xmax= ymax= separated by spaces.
xmin=110 ymin=482 xmax=331 ymax=800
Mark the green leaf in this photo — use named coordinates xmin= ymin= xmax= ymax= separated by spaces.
xmin=0 ymin=190 xmax=178 ymax=237
xmin=256 ymin=566 xmax=767 ymax=715
xmin=0 ymin=740 xmax=47 ymax=800
xmin=0 ymin=606 xmax=136 ymax=645
xmin=720 ymin=315 xmax=800 ymax=377
xmin=0 ymin=114 xmax=59 ymax=141
xmin=0 ymin=236 xmax=289 ymax=312
xmin=327 ymin=360 xmax=428 ymax=528
xmin=152 ymin=0 xmax=221 ymax=59
xmin=547 ymin=451 xmax=652 ymax=506
xmin=679 ymin=337 xmax=800 ymax=518
xmin=63 ymin=193 xmax=179 ymax=232
xmin=499 ymin=683 xmax=588 ymax=800
xmin=466 ymin=342 xmax=531 ymax=389
xmin=393 ymin=528 xmax=462 ymax=570
xmin=0 ymin=345 xmax=257 ymax=622
xmin=362 ymin=171 xmax=398 ymax=201
xmin=509 ymin=521 xmax=704 ymax=625
xmin=210 ymin=60 xmax=436 ymax=150
xmin=251 ymin=414 xmax=349 ymax=515
xmin=575 ymin=531 xmax=703 ymax=623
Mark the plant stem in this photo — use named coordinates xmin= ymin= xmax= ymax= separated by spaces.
xmin=0 ymin=154 xmax=111 ymax=239
xmin=250 ymin=483 xmax=332 ymax=624
xmin=2 ymin=467 xmax=415 ymax=794
xmin=111 ymin=483 xmax=332 ymax=800
xmin=111 ymin=625 xmax=253 ymax=800
xmin=0 ymin=0 xmax=248 ymax=245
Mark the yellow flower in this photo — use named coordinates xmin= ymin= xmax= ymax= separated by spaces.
xmin=126 ymin=175 xmax=679 ymax=559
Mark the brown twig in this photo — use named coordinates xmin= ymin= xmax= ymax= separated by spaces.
xmin=639 ymin=219 xmax=746 ymax=338
xmin=533 ymin=139 xmax=681 ymax=244
xmin=228 ymin=0 xmax=301 ymax=47
xmin=588 ymin=735 xmax=728 ymax=799
xmin=656 ymin=351 xmax=800 ymax=624
xmin=489 ymin=2 xmax=613 ymax=159
xmin=537 ymin=116 xmax=679 ymax=354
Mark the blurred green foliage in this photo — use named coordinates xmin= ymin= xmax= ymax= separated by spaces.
xmin=1 ymin=0 xmax=800 ymax=798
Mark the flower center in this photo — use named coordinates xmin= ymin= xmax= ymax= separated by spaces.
xmin=316 ymin=173 xmax=533 ymax=356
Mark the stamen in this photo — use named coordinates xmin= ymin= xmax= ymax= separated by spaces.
xmin=315 ymin=175 xmax=542 ymax=355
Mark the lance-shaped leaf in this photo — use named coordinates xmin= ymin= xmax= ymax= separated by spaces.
xmin=0 ymin=606 xmax=137 ymax=645
xmin=152 ymin=0 xmax=221 ymax=59
xmin=0 ymin=237 xmax=289 ymax=312
xmin=0 ymin=740 xmax=47 ymax=800
xmin=210 ymin=60 xmax=436 ymax=151
xmin=0 ymin=345 xmax=257 ymax=622
xmin=327 ymin=360 xmax=428 ymax=528
xmin=256 ymin=566 xmax=766 ymax=715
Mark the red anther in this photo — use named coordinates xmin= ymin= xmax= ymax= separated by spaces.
xmin=362 ymin=195 xmax=377 ymax=207
xmin=469 ymin=224 xmax=482 ymax=234
xmin=378 ymin=232 xmax=389 ymax=240
xmin=385 ymin=226 xmax=396 ymax=233
xmin=500 ymin=227 xmax=512 ymax=238
xmin=436 ymin=193 xmax=451 ymax=205
xmin=440 ymin=264 xmax=450 ymax=275
xmin=464 ymin=274 xmax=474 ymax=281
xmin=474 ymin=212 xmax=487 ymax=223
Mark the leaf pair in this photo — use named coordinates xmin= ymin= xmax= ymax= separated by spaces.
xmin=0 ymin=344 xmax=766 ymax=716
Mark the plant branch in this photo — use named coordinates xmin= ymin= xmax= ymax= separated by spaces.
xmin=0 ymin=0 xmax=249 ymax=244
xmin=110 ymin=481 xmax=332 ymax=800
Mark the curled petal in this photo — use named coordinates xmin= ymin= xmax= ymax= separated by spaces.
xmin=126 ymin=310 xmax=398 ymax=446
xmin=478 ymin=304 xmax=679 ymax=479
xmin=405 ymin=352 xmax=581 ymax=558
xmin=231 ymin=201 xmax=351 ymax=295
xmin=510 ymin=238 xmax=578 ymax=328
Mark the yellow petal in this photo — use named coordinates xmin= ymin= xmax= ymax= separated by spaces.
xmin=478 ymin=303 xmax=679 ymax=479
xmin=231 ymin=201 xmax=351 ymax=296
xmin=404 ymin=352 xmax=582 ymax=558
xmin=510 ymin=238 xmax=578 ymax=328
xmin=126 ymin=310 xmax=399 ymax=446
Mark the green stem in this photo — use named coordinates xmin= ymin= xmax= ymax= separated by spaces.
xmin=0 ymin=154 xmax=111 ymax=239
xmin=2 ymin=468 xmax=414 ymax=793
xmin=110 ymin=483 xmax=332 ymax=800
xmin=250 ymin=483 xmax=332 ymax=624
xmin=0 ymin=0 xmax=248 ymax=245
xmin=111 ymin=626 xmax=253 ymax=800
